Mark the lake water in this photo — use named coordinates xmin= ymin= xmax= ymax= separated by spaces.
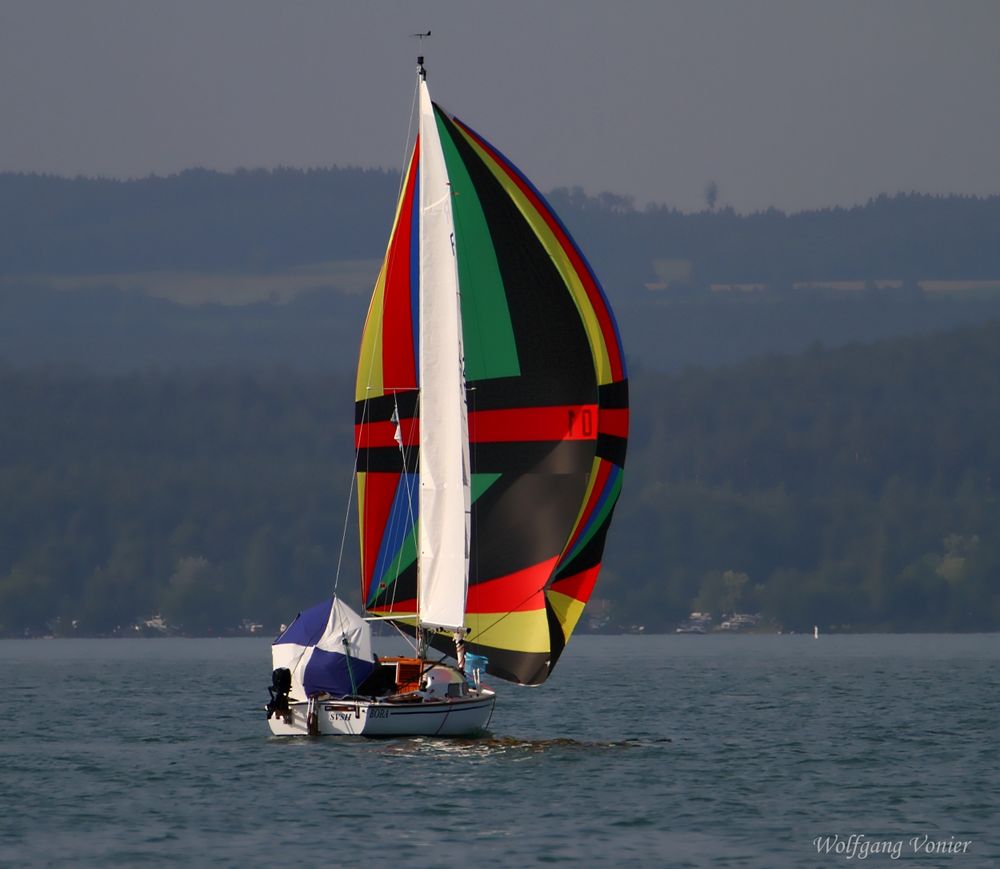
xmin=1 ymin=634 xmax=998 ymax=867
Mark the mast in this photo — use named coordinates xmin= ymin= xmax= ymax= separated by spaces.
xmin=415 ymin=58 xmax=472 ymax=636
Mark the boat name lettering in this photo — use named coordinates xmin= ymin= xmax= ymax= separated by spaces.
xmin=369 ymin=707 xmax=391 ymax=719
xmin=328 ymin=712 xmax=353 ymax=721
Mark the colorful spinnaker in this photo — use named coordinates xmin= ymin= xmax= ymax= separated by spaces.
xmin=355 ymin=73 xmax=628 ymax=685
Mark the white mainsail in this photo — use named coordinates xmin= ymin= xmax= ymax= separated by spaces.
xmin=416 ymin=79 xmax=471 ymax=632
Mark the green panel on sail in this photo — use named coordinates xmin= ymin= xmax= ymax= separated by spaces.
xmin=434 ymin=110 xmax=520 ymax=383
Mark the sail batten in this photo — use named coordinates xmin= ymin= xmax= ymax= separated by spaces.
xmin=355 ymin=77 xmax=628 ymax=683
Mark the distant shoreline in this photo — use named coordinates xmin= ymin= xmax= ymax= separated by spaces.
xmin=5 ymin=629 xmax=998 ymax=641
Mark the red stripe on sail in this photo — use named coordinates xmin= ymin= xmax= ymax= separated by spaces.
xmin=381 ymin=140 xmax=419 ymax=390
xmin=356 ymin=405 xmax=602 ymax=449
xmin=360 ymin=473 xmax=401 ymax=600
xmin=355 ymin=418 xmax=419 ymax=449
xmin=598 ymin=408 xmax=629 ymax=439
xmin=470 ymin=405 xmax=599 ymax=443
xmin=467 ymin=557 xmax=558 ymax=612
xmin=548 ymin=563 xmax=601 ymax=604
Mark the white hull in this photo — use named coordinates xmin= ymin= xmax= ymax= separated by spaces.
xmin=268 ymin=689 xmax=496 ymax=737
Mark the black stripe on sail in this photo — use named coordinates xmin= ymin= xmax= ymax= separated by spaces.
xmin=355 ymin=390 xmax=419 ymax=425
xmin=355 ymin=390 xmax=419 ymax=473
xmin=599 ymin=379 xmax=629 ymax=410
xmin=597 ymin=378 xmax=629 ymax=467
xmin=471 ymin=439 xmax=596 ymax=476
xmin=356 ymin=448 xmax=415 ymax=474
xmin=596 ymin=434 xmax=627 ymax=469
xmin=359 ymin=428 xmax=599 ymax=473
xmin=467 ymin=374 xmax=594 ymax=414
xmin=436 ymin=113 xmax=595 ymax=401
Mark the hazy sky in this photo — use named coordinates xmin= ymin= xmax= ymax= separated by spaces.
xmin=2 ymin=1 xmax=998 ymax=212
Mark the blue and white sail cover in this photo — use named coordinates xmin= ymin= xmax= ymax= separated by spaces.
xmin=272 ymin=597 xmax=376 ymax=699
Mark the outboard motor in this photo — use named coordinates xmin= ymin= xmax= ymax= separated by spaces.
xmin=266 ymin=667 xmax=292 ymax=719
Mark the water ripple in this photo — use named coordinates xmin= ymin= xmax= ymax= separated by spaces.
xmin=2 ymin=635 xmax=999 ymax=867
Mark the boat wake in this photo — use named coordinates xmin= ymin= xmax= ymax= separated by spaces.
xmin=377 ymin=735 xmax=671 ymax=758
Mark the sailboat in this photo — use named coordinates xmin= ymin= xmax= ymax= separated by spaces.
xmin=266 ymin=55 xmax=628 ymax=737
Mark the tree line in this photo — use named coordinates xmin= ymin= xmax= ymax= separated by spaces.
xmin=3 ymin=170 xmax=1000 ymax=290
xmin=2 ymin=319 xmax=998 ymax=636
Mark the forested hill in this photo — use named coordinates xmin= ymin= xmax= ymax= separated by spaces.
xmin=2 ymin=318 xmax=998 ymax=636
xmin=3 ymin=169 xmax=1000 ymax=285
xmin=5 ymin=170 xmax=1000 ymax=374
xmin=607 ymin=318 xmax=1000 ymax=631
xmin=3 ymin=170 xmax=999 ymax=635
xmin=548 ymin=188 xmax=1000 ymax=288
xmin=0 ymin=168 xmax=399 ymax=273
